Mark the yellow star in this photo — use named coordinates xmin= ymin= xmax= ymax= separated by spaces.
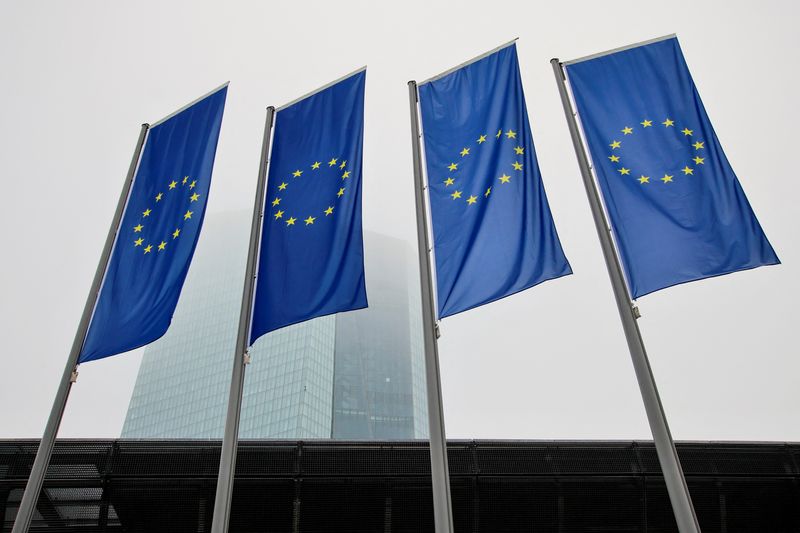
xmin=638 ymin=175 xmax=649 ymax=184
xmin=311 ymin=161 xmax=321 ymax=170
xmin=622 ymin=126 xmax=633 ymax=135
xmin=514 ymin=146 xmax=524 ymax=155
xmin=157 ymin=241 xmax=166 ymax=251
xmin=484 ymin=187 xmax=491 ymax=197
xmin=134 ymin=224 xmax=143 ymax=233
xmin=610 ymin=140 xmax=621 ymax=149
xmin=172 ymin=228 xmax=180 ymax=239
xmin=324 ymin=206 xmax=334 ymax=216
xmin=618 ymin=167 xmax=630 ymax=175
xmin=682 ymin=166 xmax=694 ymax=175
xmin=190 ymin=193 xmax=200 ymax=202
xmin=134 ymin=237 xmax=144 ymax=246
xmin=496 ymin=129 xmax=502 ymax=138
xmin=662 ymin=174 xmax=673 ymax=183
xmin=512 ymin=161 xmax=523 ymax=171
xmin=693 ymin=141 xmax=704 ymax=150
xmin=662 ymin=118 xmax=675 ymax=127
xmin=477 ymin=135 xmax=487 ymax=144
xmin=274 ymin=210 xmax=284 ymax=219
xmin=169 ymin=181 xmax=177 ymax=190
xmin=505 ymin=129 xmax=517 ymax=139
xmin=693 ymin=156 xmax=705 ymax=165
xmin=144 ymin=244 xmax=153 ymax=254
xmin=182 ymin=176 xmax=189 ymax=185
xmin=451 ymin=190 xmax=462 ymax=200
xmin=155 ymin=193 xmax=163 ymax=202
xmin=444 ymin=177 xmax=455 ymax=187
xmin=272 ymin=198 xmax=281 ymax=207
xmin=499 ymin=174 xmax=511 ymax=184
xmin=460 ymin=148 xmax=470 ymax=157
xmin=608 ymin=155 xmax=620 ymax=163
xmin=278 ymin=182 xmax=288 ymax=191
xmin=142 ymin=209 xmax=151 ymax=217
xmin=466 ymin=195 xmax=477 ymax=205
xmin=641 ymin=119 xmax=653 ymax=128
xmin=286 ymin=217 xmax=296 ymax=226
xmin=682 ymin=128 xmax=693 ymax=136
xmin=292 ymin=169 xmax=303 ymax=177
xmin=448 ymin=163 xmax=458 ymax=171
xmin=342 ymin=170 xmax=351 ymax=179
xmin=189 ymin=180 xmax=197 ymax=189
xmin=340 ymin=160 xmax=347 ymax=170
xmin=184 ymin=210 xmax=193 ymax=220
xmin=328 ymin=158 xmax=338 ymax=167
xmin=337 ymin=187 xmax=345 ymax=197
xmin=304 ymin=216 xmax=316 ymax=225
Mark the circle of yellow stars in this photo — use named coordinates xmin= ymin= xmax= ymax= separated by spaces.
xmin=606 ymin=118 xmax=705 ymax=186
xmin=442 ymin=128 xmax=524 ymax=207
xmin=270 ymin=157 xmax=350 ymax=229
xmin=132 ymin=175 xmax=199 ymax=255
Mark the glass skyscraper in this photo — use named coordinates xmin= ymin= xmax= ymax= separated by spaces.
xmin=122 ymin=211 xmax=427 ymax=440
xmin=332 ymin=233 xmax=428 ymax=439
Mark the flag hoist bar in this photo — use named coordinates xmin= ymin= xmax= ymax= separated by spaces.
xmin=407 ymin=80 xmax=455 ymax=533
xmin=550 ymin=57 xmax=701 ymax=533
xmin=210 ymin=106 xmax=275 ymax=533
xmin=11 ymin=124 xmax=151 ymax=533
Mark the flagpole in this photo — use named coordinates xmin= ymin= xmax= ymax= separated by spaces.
xmin=12 ymin=123 xmax=150 ymax=533
xmin=407 ymin=80 xmax=455 ymax=533
xmin=210 ymin=106 xmax=275 ymax=533
xmin=550 ymin=59 xmax=701 ymax=533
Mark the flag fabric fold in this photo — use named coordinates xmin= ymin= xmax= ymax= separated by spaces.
xmin=250 ymin=70 xmax=368 ymax=343
xmin=418 ymin=44 xmax=572 ymax=319
xmin=79 ymin=85 xmax=228 ymax=363
xmin=566 ymin=36 xmax=779 ymax=298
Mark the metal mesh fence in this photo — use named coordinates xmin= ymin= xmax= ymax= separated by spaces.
xmin=1 ymin=440 xmax=798 ymax=532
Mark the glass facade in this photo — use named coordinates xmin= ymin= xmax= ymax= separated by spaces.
xmin=332 ymin=234 xmax=428 ymax=439
xmin=122 ymin=211 xmax=426 ymax=439
xmin=122 ymin=211 xmax=335 ymax=439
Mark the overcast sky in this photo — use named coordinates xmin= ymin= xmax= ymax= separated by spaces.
xmin=0 ymin=1 xmax=797 ymax=441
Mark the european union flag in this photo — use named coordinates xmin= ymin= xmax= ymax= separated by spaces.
xmin=79 ymin=85 xmax=228 ymax=363
xmin=250 ymin=70 xmax=368 ymax=343
xmin=566 ymin=36 xmax=779 ymax=298
xmin=418 ymin=44 xmax=571 ymax=318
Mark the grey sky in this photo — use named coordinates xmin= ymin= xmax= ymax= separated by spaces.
xmin=0 ymin=1 xmax=796 ymax=441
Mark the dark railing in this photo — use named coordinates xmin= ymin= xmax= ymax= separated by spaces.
xmin=2 ymin=439 xmax=799 ymax=532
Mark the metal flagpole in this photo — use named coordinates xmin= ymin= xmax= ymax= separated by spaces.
xmin=550 ymin=59 xmax=701 ymax=533
xmin=12 ymin=123 xmax=150 ymax=533
xmin=210 ymin=106 xmax=275 ymax=533
xmin=407 ymin=80 xmax=454 ymax=533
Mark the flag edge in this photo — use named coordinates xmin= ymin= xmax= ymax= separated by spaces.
xmin=150 ymin=82 xmax=230 ymax=128
xmin=562 ymin=34 xmax=677 ymax=67
xmin=275 ymin=66 xmax=367 ymax=113
xmin=419 ymin=38 xmax=519 ymax=86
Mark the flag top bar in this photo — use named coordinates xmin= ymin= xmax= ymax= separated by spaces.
xmin=419 ymin=38 xmax=519 ymax=86
xmin=276 ymin=66 xmax=367 ymax=112
xmin=150 ymin=82 xmax=230 ymax=128
xmin=562 ymin=34 xmax=677 ymax=66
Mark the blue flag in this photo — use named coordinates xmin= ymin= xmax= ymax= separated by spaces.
xmin=250 ymin=70 xmax=368 ymax=343
xmin=566 ymin=36 xmax=779 ymax=298
xmin=79 ymin=85 xmax=228 ymax=363
xmin=418 ymin=44 xmax=571 ymax=318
